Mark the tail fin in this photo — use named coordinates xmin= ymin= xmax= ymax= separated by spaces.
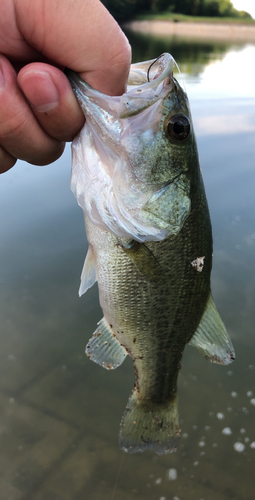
xmin=119 ymin=390 xmax=180 ymax=455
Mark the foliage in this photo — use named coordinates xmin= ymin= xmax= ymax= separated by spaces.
xmin=101 ymin=0 xmax=252 ymax=21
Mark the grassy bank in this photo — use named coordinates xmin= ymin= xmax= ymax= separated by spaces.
xmin=134 ymin=12 xmax=255 ymax=25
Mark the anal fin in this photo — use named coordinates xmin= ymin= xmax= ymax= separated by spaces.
xmin=79 ymin=244 xmax=97 ymax=297
xmin=86 ymin=318 xmax=127 ymax=370
xmin=189 ymin=293 xmax=235 ymax=365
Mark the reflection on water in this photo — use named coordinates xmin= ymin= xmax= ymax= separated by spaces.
xmin=127 ymin=29 xmax=231 ymax=63
xmin=0 ymin=32 xmax=255 ymax=500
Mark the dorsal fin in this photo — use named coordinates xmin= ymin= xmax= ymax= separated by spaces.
xmin=189 ymin=293 xmax=235 ymax=365
xmin=79 ymin=244 xmax=97 ymax=297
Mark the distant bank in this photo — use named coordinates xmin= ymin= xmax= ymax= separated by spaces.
xmin=123 ymin=20 xmax=255 ymax=41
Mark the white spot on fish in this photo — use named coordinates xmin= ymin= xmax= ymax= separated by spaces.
xmin=166 ymin=468 xmax=177 ymax=481
xmin=250 ymin=398 xmax=255 ymax=406
xmin=191 ymin=256 xmax=205 ymax=272
xmin=234 ymin=442 xmax=245 ymax=452
xmin=222 ymin=427 xmax=232 ymax=436
xmin=231 ymin=391 xmax=238 ymax=398
xmin=240 ymin=428 xmax=246 ymax=434
xmin=194 ymin=461 xmax=199 ymax=466
xmin=250 ymin=442 xmax=255 ymax=449
xmin=247 ymin=391 xmax=253 ymax=398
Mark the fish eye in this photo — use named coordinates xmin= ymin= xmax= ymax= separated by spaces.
xmin=166 ymin=114 xmax=190 ymax=141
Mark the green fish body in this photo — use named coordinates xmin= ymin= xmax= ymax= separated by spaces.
xmin=67 ymin=54 xmax=235 ymax=454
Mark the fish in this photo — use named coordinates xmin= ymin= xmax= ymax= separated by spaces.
xmin=66 ymin=53 xmax=235 ymax=455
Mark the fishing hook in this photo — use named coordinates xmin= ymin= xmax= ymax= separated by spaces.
xmin=147 ymin=53 xmax=166 ymax=82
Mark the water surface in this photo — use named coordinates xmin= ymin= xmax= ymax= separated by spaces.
xmin=0 ymin=31 xmax=255 ymax=500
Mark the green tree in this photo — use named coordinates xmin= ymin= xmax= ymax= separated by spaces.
xmin=101 ymin=0 xmax=252 ymax=20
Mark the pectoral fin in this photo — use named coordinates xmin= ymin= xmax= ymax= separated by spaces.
xmin=121 ymin=241 xmax=162 ymax=280
xmin=86 ymin=318 xmax=127 ymax=370
xmin=189 ymin=293 xmax=235 ymax=365
xmin=79 ymin=244 xmax=97 ymax=297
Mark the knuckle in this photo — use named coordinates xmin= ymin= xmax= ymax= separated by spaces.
xmin=0 ymin=110 xmax=29 ymax=141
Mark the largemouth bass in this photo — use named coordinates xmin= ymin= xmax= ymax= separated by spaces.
xmin=67 ymin=53 xmax=235 ymax=454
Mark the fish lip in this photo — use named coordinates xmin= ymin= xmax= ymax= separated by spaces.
xmin=66 ymin=53 xmax=175 ymax=97
xmin=127 ymin=52 xmax=175 ymax=91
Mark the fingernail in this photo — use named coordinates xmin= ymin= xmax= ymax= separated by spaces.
xmin=21 ymin=71 xmax=59 ymax=112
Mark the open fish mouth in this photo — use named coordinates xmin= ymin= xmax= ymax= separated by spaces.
xmin=67 ymin=53 xmax=175 ymax=118
xmin=120 ymin=53 xmax=175 ymax=118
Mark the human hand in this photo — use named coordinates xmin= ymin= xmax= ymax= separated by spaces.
xmin=0 ymin=0 xmax=131 ymax=173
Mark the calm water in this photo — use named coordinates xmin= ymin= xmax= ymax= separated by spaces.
xmin=0 ymin=31 xmax=255 ymax=500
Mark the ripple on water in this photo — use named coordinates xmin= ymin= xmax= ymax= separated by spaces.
xmin=198 ymin=440 xmax=206 ymax=447
xmin=216 ymin=412 xmax=225 ymax=420
xmin=166 ymin=469 xmax=177 ymax=481
xmin=222 ymin=427 xmax=232 ymax=436
xmin=234 ymin=442 xmax=245 ymax=453
xmin=155 ymin=478 xmax=162 ymax=485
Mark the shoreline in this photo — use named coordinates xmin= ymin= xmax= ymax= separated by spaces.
xmin=123 ymin=20 xmax=255 ymax=41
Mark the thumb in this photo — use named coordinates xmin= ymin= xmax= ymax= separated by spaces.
xmin=14 ymin=0 xmax=131 ymax=95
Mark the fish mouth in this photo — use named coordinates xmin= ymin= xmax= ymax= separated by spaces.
xmin=120 ymin=53 xmax=175 ymax=118
xmin=66 ymin=53 xmax=175 ymax=119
